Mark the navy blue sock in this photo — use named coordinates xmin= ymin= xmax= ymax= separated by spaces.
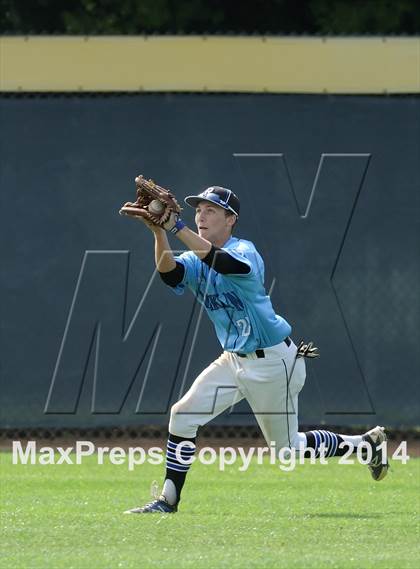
xmin=163 ymin=433 xmax=196 ymax=504
xmin=304 ymin=430 xmax=353 ymax=458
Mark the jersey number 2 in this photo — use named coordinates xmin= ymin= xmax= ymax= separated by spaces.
xmin=236 ymin=318 xmax=251 ymax=337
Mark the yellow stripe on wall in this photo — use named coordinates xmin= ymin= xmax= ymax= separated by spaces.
xmin=1 ymin=36 xmax=419 ymax=93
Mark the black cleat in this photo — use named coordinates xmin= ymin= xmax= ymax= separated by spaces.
xmin=362 ymin=426 xmax=389 ymax=481
xmin=124 ymin=497 xmax=177 ymax=514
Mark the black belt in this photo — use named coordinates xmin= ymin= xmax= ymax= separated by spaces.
xmin=237 ymin=336 xmax=291 ymax=358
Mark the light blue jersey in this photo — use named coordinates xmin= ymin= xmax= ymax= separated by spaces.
xmin=169 ymin=237 xmax=291 ymax=353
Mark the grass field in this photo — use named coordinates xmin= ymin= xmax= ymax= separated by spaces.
xmin=1 ymin=450 xmax=419 ymax=569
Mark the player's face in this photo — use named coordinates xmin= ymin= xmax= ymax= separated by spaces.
xmin=195 ymin=202 xmax=234 ymax=245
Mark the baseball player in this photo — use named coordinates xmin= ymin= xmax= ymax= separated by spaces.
xmin=120 ymin=181 xmax=388 ymax=514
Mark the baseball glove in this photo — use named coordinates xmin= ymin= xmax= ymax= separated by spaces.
xmin=296 ymin=341 xmax=319 ymax=359
xmin=119 ymin=175 xmax=182 ymax=227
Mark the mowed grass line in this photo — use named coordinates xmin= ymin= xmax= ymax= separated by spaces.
xmin=0 ymin=451 xmax=419 ymax=569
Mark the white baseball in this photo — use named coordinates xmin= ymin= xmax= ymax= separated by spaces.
xmin=149 ymin=199 xmax=165 ymax=214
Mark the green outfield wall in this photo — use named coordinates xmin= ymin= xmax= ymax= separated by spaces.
xmin=0 ymin=92 xmax=418 ymax=429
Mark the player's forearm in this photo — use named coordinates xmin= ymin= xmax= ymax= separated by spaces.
xmin=174 ymin=226 xmax=212 ymax=260
xmin=154 ymin=229 xmax=176 ymax=272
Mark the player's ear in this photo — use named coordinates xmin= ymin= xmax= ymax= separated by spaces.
xmin=226 ymin=212 xmax=237 ymax=232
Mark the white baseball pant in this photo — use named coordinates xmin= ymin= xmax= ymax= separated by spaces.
xmin=169 ymin=339 xmax=306 ymax=450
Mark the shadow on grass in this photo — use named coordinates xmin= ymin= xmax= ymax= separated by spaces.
xmin=304 ymin=513 xmax=383 ymax=519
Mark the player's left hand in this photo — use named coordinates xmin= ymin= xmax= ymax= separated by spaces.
xmin=162 ymin=211 xmax=183 ymax=232
xmin=119 ymin=175 xmax=182 ymax=228
xmin=119 ymin=203 xmax=165 ymax=233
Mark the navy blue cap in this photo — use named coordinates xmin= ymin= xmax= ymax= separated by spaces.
xmin=184 ymin=186 xmax=240 ymax=217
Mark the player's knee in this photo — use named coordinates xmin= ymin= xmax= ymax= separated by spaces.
xmin=169 ymin=400 xmax=189 ymax=429
xmin=170 ymin=400 xmax=184 ymax=419
xmin=169 ymin=400 xmax=196 ymax=438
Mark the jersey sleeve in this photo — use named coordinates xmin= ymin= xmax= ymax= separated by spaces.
xmin=201 ymin=246 xmax=251 ymax=275
xmin=221 ymin=241 xmax=260 ymax=280
xmin=167 ymin=251 xmax=197 ymax=295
